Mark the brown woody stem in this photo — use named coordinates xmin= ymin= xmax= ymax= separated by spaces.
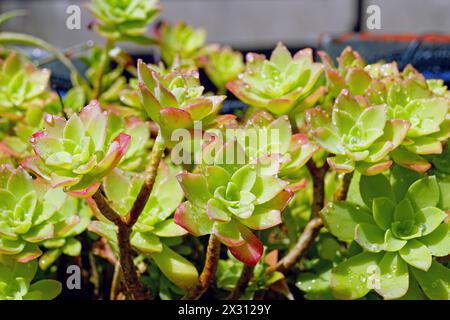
xmin=91 ymin=191 xmax=122 ymax=225
xmin=267 ymin=217 xmax=323 ymax=273
xmin=116 ymin=223 xmax=149 ymax=300
xmin=335 ymin=171 xmax=354 ymax=201
xmin=267 ymin=161 xmax=353 ymax=274
xmin=182 ymin=234 xmax=221 ymax=300
xmin=227 ymin=264 xmax=254 ymax=300
xmin=92 ymin=189 xmax=150 ymax=300
xmin=307 ymin=160 xmax=329 ymax=219
xmin=91 ymin=133 xmax=166 ymax=300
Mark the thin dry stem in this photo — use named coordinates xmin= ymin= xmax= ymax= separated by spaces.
xmin=227 ymin=264 xmax=254 ymax=300
xmin=182 ymin=234 xmax=221 ymax=300
xmin=267 ymin=162 xmax=353 ymax=274
xmin=90 ymin=134 xmax=166 ymax=300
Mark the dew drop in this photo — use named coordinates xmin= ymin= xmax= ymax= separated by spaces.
xmin=45 ymin=114 xmax=54 ymax=126
xmin=419 ymin=224 xmax=426 ymax=234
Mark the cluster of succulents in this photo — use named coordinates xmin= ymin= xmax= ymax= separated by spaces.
xmin=306 ymin=90 xmax=410 ymax=175
xmin=316 ymin=47 xmax=450 ymax=174
xmin=321 ymin=170 xmax=449 ymax=299
xmin=137 ymin=60 xmax=226 ymax=143
xmin=227 ymin=43 xmax=324 ymax=116
xmin=379 ymin=66 xmax=449 ymax=172
xmin=0 ymin=165 xmax=89 ymax=264
xmin=0 ymin=255 xmax=61 ymax=300
xmin=0 ymin=0 xmax=448 ymax=301
xmin=88 ymin=163 xmax=199 ymax=289
xmin=0 ymin=52 xmax=59 ymax=162
xmin=0 ymin=52 xmax=58 ymax=123
xmin=199 ymin=46 xmax=244 ymax=93
xmin=175 ymin=136 xmax=293 ymax=266
xmin=224 ymin=111 xmax=319 ymax=179
xmin=156 ymin=21 xmax=207 ymax=68
xmin=87 ymin=0 xmax=159 ymax=42
xmin=25 ymin=101 xmax=131 ymax=197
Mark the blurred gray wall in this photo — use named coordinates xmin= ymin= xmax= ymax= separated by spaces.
xmin=1 ymin=0 xmax=449 ymax=53
xmin=364 ymin=0 xmax=450 ymax=33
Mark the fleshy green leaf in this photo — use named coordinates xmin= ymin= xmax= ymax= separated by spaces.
xmin=420 ymin=223 xmax=450 ymax=257
xmin=150 ymin=244 xmax=199 ymax=290
xmin=376 ymin=252 xmax=409 ymax=299
xmin=372 ymin=197 xmax=395 ymax=230
xmin=359 ymin=174 xmax=394 ymax=209
xmin=394 ymin=198 xmax=415 ymax=222
xmin=131 ymin=232 xmax=163 ymax=254
xmin=411 ymin=261 xmax=450 ymax=300
xmin=384 ymin=229 xmax=407 ymax=252
xmin=174 ymin=202 xmax=213 ymax=236
xmin=355 ymin=223 xmax=385 ymax=252
xmin=414 ymin=207 xmax=447 ymax=236
xmin=176 ymin=172 xmax=211 ymax=207
xmin=330 ymin=252 xmax=382 ymax=300
xmin=23 ymin=279 xmax=62 ymax=300
xmin=399 ymin=239 xmax=432 ymax=271
xmin=407 ymin=176 xmax=440 ymax=209
xmin=321 ymin=202 xmax=374 ymax=241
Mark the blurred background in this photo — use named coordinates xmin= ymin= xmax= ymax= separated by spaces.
xmin=1 ymin=0 xmax=450 ymax=85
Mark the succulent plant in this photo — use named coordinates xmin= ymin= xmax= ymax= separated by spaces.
xmin=174 ymin=136 xmax=293 ymax=266
xmin=321 ymin=172 xmax=450 ymax=299
xmin=320 ymin=46 xmax=365 ymax=74
xmin=317 ymin=48 xmax=449 ymax=174
xmin=156 ymin=21 xmax=206 ymax=68
xmin=87 ymin=0 xmax=160 ymax=42
xmin=426 ymin=79 xmax=448 ymax=97
xmin=306 ymin=90 xmax=410 ymax=175
xmin=0 ymin=255 xmax=61 ymax=300
xmin=200 ymin=46 xmax=244 ymax=93
xmin=118 ymin=62 xmax=198 ymax=118
xmin=318 ymin=47 xmax=372 ymax=108
xmin=0 ymin=52 xmax=58 ymax=123
xmin=88 ymin=164 xmax=199 ymax=289
xmin=24 ymin=101 xmax=131 ymax=197
xmin=137 ymin=60 xmax=225 ymax=143
xmin=226 ymin=43 xmax=324 ymax=116
xmin=38 ymin=196 xmax=92 ymax=270
xmin=226 ymin=111 xmax=318 ymax=179
xmin=380 ymin=67 xmax=449 ymax=172
xmin=106 ymin=113 xmax=152 ymax=172
xmin=0 ymin=165 xmax=70 ymax=262
xmin=1 ymin=0 xmax=449 ymax=303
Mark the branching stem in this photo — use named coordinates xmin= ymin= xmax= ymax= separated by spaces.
xmin=267 ymin=161 xmax=353 ymax=274
xmin=91 ymin=133 xmax=166 ymax=300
